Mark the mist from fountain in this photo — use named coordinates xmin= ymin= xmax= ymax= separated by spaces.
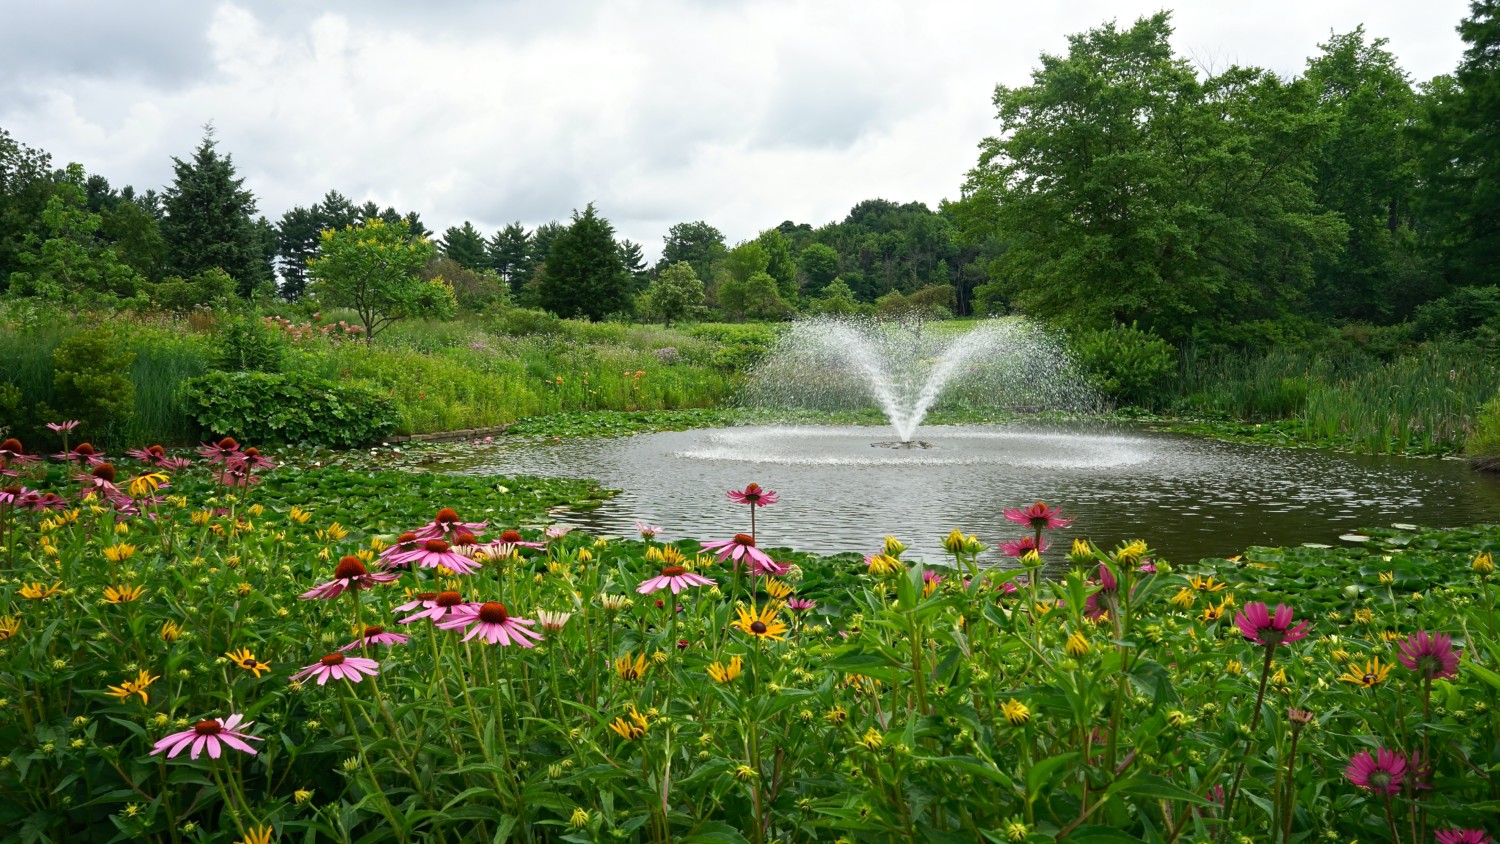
xmin=740 ymin=316 xmax=1098 ymax=442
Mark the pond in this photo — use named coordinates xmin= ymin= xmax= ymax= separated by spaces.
xmin=442 ymin=423 xmax=1500 ymax=564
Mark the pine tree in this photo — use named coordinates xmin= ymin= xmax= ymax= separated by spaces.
xmin=439 ymin=222 xmax=488 ymax=270
xmin=160 ymin=128 xmax=264 ymax=297
xmin=618 ymin=238 xmax=649 ymax=292
xmin=275 ymin=205 xmax=321 ymax=299
xmin=538 ymin=204 xmax=632 ymax=321
xmin=486 ymin=222 xmax=532 ymax=293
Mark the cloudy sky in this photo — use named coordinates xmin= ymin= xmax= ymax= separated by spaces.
xmin=0 ymin=0 xmax=1472 ymax=258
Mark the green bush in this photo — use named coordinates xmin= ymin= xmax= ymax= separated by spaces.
xmin=488 ymin=308 xmax=566 ymax=336
xmin=179 ymin=370 xmax=398 ymax=448
xmin=1069 ymin=322 xmax=1175 ymax=408
xmin=49 ymin=328 xmax=137 ymax=443
xmin=1469 ymin=394 xmax=1500 ymax=456
xmin=211 ymin=317 xmax=286 ymax=372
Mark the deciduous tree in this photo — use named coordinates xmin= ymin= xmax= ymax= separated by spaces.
xmin=307 ymin=218 xmax=454 ymax=341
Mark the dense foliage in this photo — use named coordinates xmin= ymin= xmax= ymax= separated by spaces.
xmin=0 ymin=447 xmax=1495 ymax=842
xmin=178 ymin=371 xmax=400 ymax=448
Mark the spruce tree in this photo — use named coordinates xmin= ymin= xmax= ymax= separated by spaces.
xmin=439 ymin=221 xmax=488 ymax=270
xmin=538 ymin=204 xmax=631 ymax=321
xmin=486 ymin=222 xmax=533 ymax=293
xmin=160 ymin=128 xmax=263 ymax=297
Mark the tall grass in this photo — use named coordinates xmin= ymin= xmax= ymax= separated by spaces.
xmin=125 ymin=329 xmax=211 ymax=444
xmin=1173 ymin=343 xmax=1500 ymax=454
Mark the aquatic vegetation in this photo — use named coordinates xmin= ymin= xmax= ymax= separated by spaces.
xmin=0 ymin=438 xmax=1496 ymax=841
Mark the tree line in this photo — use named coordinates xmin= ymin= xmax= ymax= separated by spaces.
xmin=6 ymin=3 xmax=1500 ymax=346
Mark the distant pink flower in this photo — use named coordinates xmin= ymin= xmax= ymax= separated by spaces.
xmin=1345 ymin=748 xmax=1406 ymax=794
xmin=44 ymin=420 xmax=80 ymax=433
xmin=125 ymin=444 xmax=171 ymax=465
xmin=151 ymin=713 xmax=262 ymax=760
xmin=1397 ymin=631 xmax=1460 ymax=681
xmin=1003 ymin=502 xmax=1074 ymax=531
xmin=230 ymin=446 xmax=277 ymax=471
xmin=544 ymin=525 xmax=575 ymax=541
xmin=492 ymin=529 xmax=544 ymax=549
xmin=998 ymin=536 xmax=1051 ymax=558
xmin=196 ymin=437 xmax=241 ymax=464
xmin=787 ymin=597 xmax=818 ymax=611
xmin=54 ymin=442 xmax=105 ymax=466
xmin=381 ymin=532 xmax=423 ymax=567
xmin=1436 ymin=831 xmax=1492 ymax=844
xmin=158 ymin=457 xmax=194 ymax=472
xmin=412 ymin=508 xmax=487 ymax=541
xmin=292 ymin=653 xmax=381 ymax=685
xmin=0 ymin=438 xmax=39 ymax=468
xmin=397 ymin=590 xmax=476 ymax=624
xmin=701 ymin=534 xmax=784 ymax=575
xmin=339 ymin=625 xmax=411 ymax=651
xmin=299 ymin=556 xmax=400 ymax=600
xmin=75 ymin=464 xmax=122 ymax=497
xmin=636 ymin=565 xmax=714 ymax=595
xmin=1234 ymin=602 xmax=1309 ymax=648
xmin=728 ymin=483 xmax=778 ymax=507
xmin=1404 ymin=749 xmax=1434 ymax=792
xmin=1138 ymin=562 xmax=1157 ymax=573
xmin=0 ymin=485 xmax=29 ymax=507
xmin=403 ymin=539 xmax=480 ymax=575
xmin=635 ymin=520 xmax=663 ymax=540
xmin=435 ymin=601 xmax=543 ymax=647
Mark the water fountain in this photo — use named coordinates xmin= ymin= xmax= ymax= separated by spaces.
xmin=739 ymin=316 xmax=1099 ymax=444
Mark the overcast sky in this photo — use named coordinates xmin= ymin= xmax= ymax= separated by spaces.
xmin=0 ymin=0 xmax=1472 ymax=259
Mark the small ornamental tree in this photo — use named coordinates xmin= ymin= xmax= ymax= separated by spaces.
xmin=307 ymin=218 xmax=455 ymax=341
xmin=643 ymin=261 xmax=704 ymax=326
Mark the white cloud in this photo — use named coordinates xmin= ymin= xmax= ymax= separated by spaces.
xmin=0 ymin=0 xmax=1471 ymax=259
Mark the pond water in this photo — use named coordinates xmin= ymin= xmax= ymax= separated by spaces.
xmin=443 ymin=423 xmax=1500 ymax=564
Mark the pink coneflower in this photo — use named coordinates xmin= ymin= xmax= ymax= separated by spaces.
xmin=1234 ymin=602 xmax=1309 ymax=648
xmin=0 ymin=485 xmax=29 ymax=507
xmin=292 ymin=653 xmax=381 ymax=685
xmin=636 ymin=565 xmax=714 ymax=595
xmin=701 ymin=534 xmax=784 ymax=576
xmin=998 ymin=536 xmax=1051 ymax=558
xmin=54 ymin=442 xmax=105 ymax=466
xmin=158 ymin=456 xmax=194 ymax=472
xmin=1004 ymin=502 xmax=1074 ymax=531
xmin=381 ymin=532 xmax=423 ymax=567
xmin=1436 ymin=831 xmax=1492 ymax=844
xmin=412 ymin=507 xmax=487 ymax=541
xmin=1084 ymin=564 xmax=1118 ymax=620
xmin=45 ymin=420 xmax=80 ymax=434
xmin=299 ymin=556 xmax=401 ymax=600
xmin=0 ymin=438 xmax=39 ymax=469
xmin=1345 ymin=748 xmax=1405 ymax=794
xmin=151 ymin=714 xmax=262 ymax=760
xmin=494 ymin=529 xmax=544 ymax=549
xmin=1404 ymin=749 xmax=1434 ymax=792
xmin=404 ymin=539 xmax=480 ymax=575
xmin=196 ymin=437 xmax=241 ymax=464
xmin=216 ymin=460 xmax=261 ymax=489
xmin=786 ymin=597 xmax=818 ymax=611
xmin=126 ymin=444 xmax=170 ymax=465
xmin=544 ymin=525 xmax=575 ymax=541
xmin=1138 ymin=562 xmax=1157 ymax=573
xmin=76 ymin=464 xmax=121 ymax=496
xmin=435 ymin=601 xmax=543 ymax=647
xmin=1397 ymin=631 xmax=1460 ymax=680
xmin=535 ymin=609 xmax=573 ymax=631
xmin=397 ymin=590 xmax=477 ymax=624
xmin=635 ymin=520 xmax=663 ymax=540
xmin=230 ymin=446 xmax=277 ymax=471
xmin=339 ymin=625 xmax=411 ymax=651
xmin=728 ymin=483 xmax=778 ymax=507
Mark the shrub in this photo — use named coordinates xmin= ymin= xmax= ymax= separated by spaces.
xmin=211 ymin=317 xmax=287 ymax=372
xmin=1069 ymin=322 xmax=1176 ymax=408
xmin=488 ymin=308 xmax=566 ymax=337
xmin=49 ymin=328 xmax=137 ymax=442
xmin=179 ymin=370 xmax=398 ymax=448
xmin=1469 ymin=394 xmax=1500 ymax=457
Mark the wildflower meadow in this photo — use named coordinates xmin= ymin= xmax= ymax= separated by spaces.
xmin=0 ymin=432 xmax=1496 ymax=843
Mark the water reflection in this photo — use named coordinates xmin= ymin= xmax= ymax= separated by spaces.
xmin=443 ymin=424 xmax=1500 ymax=563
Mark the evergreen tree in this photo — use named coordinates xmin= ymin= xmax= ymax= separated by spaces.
xmin=439 ymin=221 xmax=488 ymax=270
xmin=529 ymin=221 xmax=565 ymax=271
xmin=486 ymin=222 xmax=532 ymax=293
xmin=275 ymin=205 xmax=321 ymax=299
xmin=160 ymin=128 xmax=264 ymax=297
xmin=538 ymin=204 xmax=632 ymax=321
xmin=618 ymin=238 xmax=649 ymax=292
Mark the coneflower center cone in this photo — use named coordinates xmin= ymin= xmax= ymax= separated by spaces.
xmin=478 ymin=602 xmax=510 ymax=623
xmin=334 ymin=556 xmax=367 ymax=579
xmin=424 ymin=540 xmax=450 ymax=553
xmin=734 ymin=534 xmax=755 ymax=546
xmin=435 ymin=591 xmax=463 ymax=607
xmin=363 ymin=626 xmax=383 ymax=637
xmin=435 ymin=508 xmax=459 ymax=523
xmin=75 ymin=443 xmax=95 ymax=455
xmin=500 ymin=530 xmax=523 ymax=544
xmin=320 ymin=653 xmax=346 ymax=667
xmin=217 ymin=437 xmax=238 ymax=450
xmin=193 ymin=720 xmax=222 ymax=736
xmin=662 ymin=565 xmax=686 ymax=577
xmin=92 ymin=464 xmax=116 ymax=482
